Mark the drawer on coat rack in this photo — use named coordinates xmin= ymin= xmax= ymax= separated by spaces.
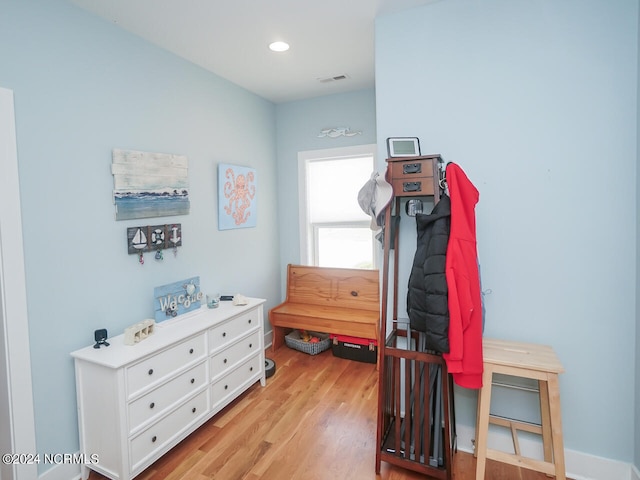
xmin=387 ymin=156 xmax=438 ymax=197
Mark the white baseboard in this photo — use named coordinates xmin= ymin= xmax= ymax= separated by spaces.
xmin=456 ymin=423 xmax=635 ymax=480
xmin=264 ymin=329 xmax=273 ymax=350
xmin=37 ymin=462 xmax=81 ymax=480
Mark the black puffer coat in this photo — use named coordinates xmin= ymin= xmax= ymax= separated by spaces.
xmin=406 ymin=194 xmax=451 ymax=353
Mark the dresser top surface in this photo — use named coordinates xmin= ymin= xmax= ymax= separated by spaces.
xmin=71 ymin=298 xmax=265 ymax=368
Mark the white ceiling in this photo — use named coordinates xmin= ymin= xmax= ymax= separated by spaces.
xmin=68 ymin=0 xmax=436 ymax=104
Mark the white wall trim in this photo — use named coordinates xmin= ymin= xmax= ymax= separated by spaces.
xmin=0 ymin=87 xmax=37 ymax=480
xmin=37 ymin=463 xmax=80 ymax=480
xmin=264 ymin=329 xmax=273 ymax=349
xmin=456 ymin=423 xmax=635 ymax=480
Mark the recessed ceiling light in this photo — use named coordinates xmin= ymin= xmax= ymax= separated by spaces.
xmin=269 ymin=41 xmax=290 ymax=52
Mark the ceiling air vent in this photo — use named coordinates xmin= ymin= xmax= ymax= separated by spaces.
xmin=318 ymin=74 xmax=349 ymax=84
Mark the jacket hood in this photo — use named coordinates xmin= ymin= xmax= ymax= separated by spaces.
xmin=445 ymin=163 xmax=478 ymax=240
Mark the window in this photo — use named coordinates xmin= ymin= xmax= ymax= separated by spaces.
xmin=298 ymin=145 xmax=377 ymax=269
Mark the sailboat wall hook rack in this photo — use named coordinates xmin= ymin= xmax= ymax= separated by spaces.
xmin=127 ymin=224 xmax=182 ymax=263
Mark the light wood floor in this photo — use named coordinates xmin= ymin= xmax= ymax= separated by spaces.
xmin=89 ymin=346 xmax=570 ymax=480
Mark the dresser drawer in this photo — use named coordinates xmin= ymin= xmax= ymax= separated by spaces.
xmin=210 ymin=330 xmax=260 ymax=380
xmin=130 ymin=389 xmax=208 ymax=474
xmin=128 ymin=361 xmax=207 ymax=433
xmin=211 ymin=354 xmax=262 ymax=409
xmin=208 ymin=309 xmax=260 ymax=351
xmin=126 ymin=333 xmax=206 ymax=397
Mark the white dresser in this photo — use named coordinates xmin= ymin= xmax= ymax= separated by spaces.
xmin=71 ymin=298 xmax=266 ymax=480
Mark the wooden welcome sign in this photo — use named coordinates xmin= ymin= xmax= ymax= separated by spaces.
xmin=153 ymin=276 xmax=203 ymax=322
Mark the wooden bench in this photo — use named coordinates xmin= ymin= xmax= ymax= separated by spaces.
xmin=269 ymin=264 xmax=380 ymax=358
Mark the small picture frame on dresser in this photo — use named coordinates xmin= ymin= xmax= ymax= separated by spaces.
xmin=387 ymin=137 xmax=421 ymax=158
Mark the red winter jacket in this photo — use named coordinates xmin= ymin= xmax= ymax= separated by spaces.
xmin=442 ymin=163 xmax=483 ymax=389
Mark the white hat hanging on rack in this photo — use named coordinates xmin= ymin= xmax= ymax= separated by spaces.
xmin=357 ymin=171 xmax=393 ymax=231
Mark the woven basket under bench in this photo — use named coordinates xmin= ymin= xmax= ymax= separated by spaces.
xmin=285 ymin=330 xmax=331 ymax=355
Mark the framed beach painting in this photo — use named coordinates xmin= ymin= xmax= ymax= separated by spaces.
xmin=218 ymin=163 xmax=257 ymax=230
xmin=112 ymin=149 xmax=190 ymax=221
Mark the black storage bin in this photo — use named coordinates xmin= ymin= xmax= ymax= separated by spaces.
xmin=330 ymin=334 xmax=377 ymax=364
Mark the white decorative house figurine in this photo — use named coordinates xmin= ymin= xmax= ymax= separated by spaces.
xmin=124 ymin=319 xmax=156 ymax=346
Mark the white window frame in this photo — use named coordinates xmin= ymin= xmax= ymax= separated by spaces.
xmin=298 ymin=144 xmax=377 ymax=267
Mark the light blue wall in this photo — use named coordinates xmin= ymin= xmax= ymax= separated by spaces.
xmin=1 ymin=0 xmax=279 ymax=473
xmin=376 ymin=0 xmax=638 ymax=463
xmin=274 ymin=89 xmax=377 ymax=293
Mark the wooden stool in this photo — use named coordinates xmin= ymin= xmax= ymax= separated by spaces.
xmin=475 ymin=338 xmax=566 ymax=480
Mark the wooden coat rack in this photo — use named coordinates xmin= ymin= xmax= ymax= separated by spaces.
xmin=375 ymin=154 xmax=456 ymax=479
